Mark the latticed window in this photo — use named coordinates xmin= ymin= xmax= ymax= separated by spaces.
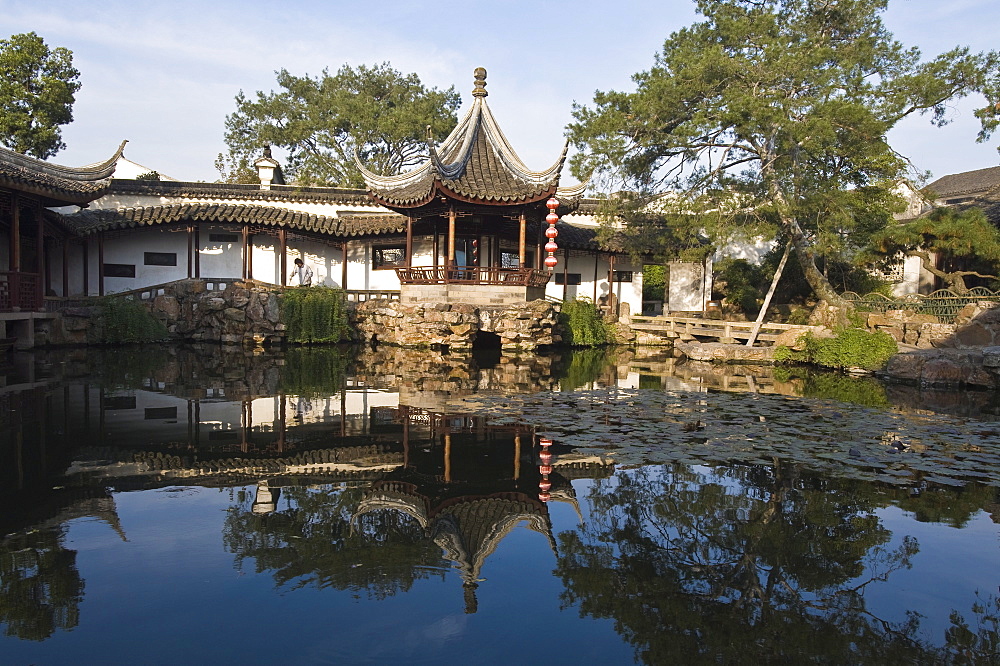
xmin=872 ymin=258 xmax=905 ymax=283
xmin=373 ymin=246 xmax=406 ymax=270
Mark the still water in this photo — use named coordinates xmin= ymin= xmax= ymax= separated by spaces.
xmin=1 ymin=345 xmax=998 ymax=664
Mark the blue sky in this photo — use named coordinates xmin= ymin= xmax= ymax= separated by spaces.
xmin=2 ymin=0 xmax=998 ymax=185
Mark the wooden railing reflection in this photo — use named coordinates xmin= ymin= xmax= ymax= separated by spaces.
xmin=395 ymin=266 xmax=551 ymax=287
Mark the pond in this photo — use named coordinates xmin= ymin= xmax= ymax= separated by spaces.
xmin=0 ymin=345 xmax=998 ymax=664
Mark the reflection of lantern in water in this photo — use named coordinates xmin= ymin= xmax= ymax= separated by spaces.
xmin=538 ymin=437 xmax=554 ymax=502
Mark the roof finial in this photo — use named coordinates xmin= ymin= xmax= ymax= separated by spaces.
xmin=472 ymin=67 xmax=487 ymax=98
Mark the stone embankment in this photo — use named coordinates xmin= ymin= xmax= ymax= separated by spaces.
xmin=878 ymin=301 xmax=1000 ymax=387
xmin=354 ymin=299 xmax=561 ymax=350
xmin=45 ymin=279 xmax=285 ymax=346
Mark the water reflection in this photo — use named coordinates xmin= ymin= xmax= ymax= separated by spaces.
xmin=0 ymin=345 xmax=998 ymax=662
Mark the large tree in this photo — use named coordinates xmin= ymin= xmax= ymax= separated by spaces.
xmin=221 ymin=63 xmax=461 ymax=187
xmin=0 ymin=32 xmax=81 ymax=159
xmin=568 ymin=0 xmax=998 ymax=308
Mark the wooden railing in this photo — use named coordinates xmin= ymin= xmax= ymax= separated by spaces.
xmin=395 ymin=266 xmax=551 ymax=288
xmin=630 ymin=315 xmax=824 ymax=344
xmin=0 ymin=271 xmax=41 ymax=312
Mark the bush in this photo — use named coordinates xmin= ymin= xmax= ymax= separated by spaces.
xmin=281 ymin=287 xmax=351 ymax=344
xmin=97 ymin=295 xmax=168 ymax=344
xmin=559 ymin=299 xmax=614 ymax=346
xmin=776 ymin=328 xmax=897 ymax=371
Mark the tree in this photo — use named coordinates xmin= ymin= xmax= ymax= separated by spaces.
xmin=222 ymin=63 xmax=461 ymax=187
xmin=866 ymin=207 xmax=1000 ymax=293
xmin=0 ymin=32 xmax=81 ymax=159
xmin=568 ymin=0 xmax=998 ymax=309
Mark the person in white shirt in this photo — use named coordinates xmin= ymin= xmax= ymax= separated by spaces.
xmin=290 ymin=257 xmax=313 ymax=286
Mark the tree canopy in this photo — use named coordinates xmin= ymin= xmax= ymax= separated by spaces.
xmin=568 ymin=0 xmax=999 ymax=307
xmin=866 ymin=206 xmax=1000 ymax=293
xmin=0 ymin=32 xmax=81 ymax=159
xmin=221 ymin=63 xmax=461 ymax=187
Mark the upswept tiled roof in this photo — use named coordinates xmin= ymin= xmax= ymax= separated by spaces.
xmin=358 ymin=68 xmax=570 ymax=209
xmin=109 ymin=178 xmax=375 ymax=205
xmin=62 ymin=202 xmax=406 ymax=237
xmin=0 ymin=141 xmax=126 ymax=206
xmin=926 ymin=166 xmax=1000 ymax=200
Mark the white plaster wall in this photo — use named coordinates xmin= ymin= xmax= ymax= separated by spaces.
xmin=100 ymin=228 xmax=190 ymax=295
xmin=543 ymin=253 xmax=643 ymax=314
xmin=199 ymin=225 xmax=244 ymax=279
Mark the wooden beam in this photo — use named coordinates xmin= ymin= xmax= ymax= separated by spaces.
xmin=36 ymin=210 xmax=44 ymax=305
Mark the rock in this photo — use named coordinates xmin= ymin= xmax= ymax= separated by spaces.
xmin=675 ymin=342 xmax=776 ymax=363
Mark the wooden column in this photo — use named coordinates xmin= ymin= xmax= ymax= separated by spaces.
xmin=518 ymin=212 xmax=526 ymax=267
xmin=98 ymin=232 xmax=105 ymax=296
xmin=341 ymin=242 xmax=348 ymax=289
xmin=62 ymin=237 xmax=68 ymax=297
xmin=10 ymin=196 xmax=20 ymax=271
xmin=444 ymin=432 xmax=452 ymax=483
xmin=447 ymin=208 xmax=456 ymax=271
xmin=194 ymin=225 xmax=201 ymax=278
xmin=432 ymin=223 xmax=439 ymax=270
xmin=186 ymin=226 xmax=193 ymax=278
xmin=279 ymin=228 xmax=287 ymax=286
xmin=36 ymin=211 xmax=44 ymax=305
xmin=241 ymin=225 xmax=249 ymax=280
xmin=405 ymin=217 xmax=413 ymax=266
xmin=593 ymin=252 xmax=599 ymax=302
xmin=562 ymin=248 xmax=569 ymax=300
xmin=535 ymin=214 xmax=543 ymax=269
xmin=83 ymin=239 xmax=90 ymax=296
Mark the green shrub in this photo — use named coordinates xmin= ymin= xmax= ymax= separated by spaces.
xmin=556 ymin=348 xmax=611 ymax=390
xmin=281 ymin=287 xmax=351 ymax=344
xmin=776 ymin=328 xmax=897 ymax=371
xmin=559 ymin=299 xmax=614 ymax=346
xmin=279 ymin=347 xmax=353 ymax=396
xmin=97 ymin=295 xmax=168 ymax=344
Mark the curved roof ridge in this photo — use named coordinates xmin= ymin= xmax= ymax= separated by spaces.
xmin=0 ymin=139 xmax=127 ymax=181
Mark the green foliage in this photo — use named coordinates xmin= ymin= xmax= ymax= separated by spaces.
xmin=0 ymin=32 xmax=80 ymax=158
xmin=223 ymin=62 xmax=461 ymax=187
xmin=568 ymin=0 xmax=998 ymax=305
xmin=777 ymin=328 xmax=898 ymax=371
xmin=715 ymin=258 xmax=765 ymax=316
xmin=559 ymin=299 xmax=614 ymax=347
xmin=773 ymin=367 xmax=890 ymax=407
xmin=866 ymin=207 xmax=1000 ymax=293
xmin=96 ymin=296 xmax=168 ymax=344
xmin=556 ymin=348 xmax=613 ymax=390
xmin=641 ymin=264 xmax=665 ymax=302
xmin=281 ymin=287 xmax=351 ymax=344
xmin=134 ymin=170 xmax=160 ymax=181
xmin=278 ymin=347 xmax=352 ymax=396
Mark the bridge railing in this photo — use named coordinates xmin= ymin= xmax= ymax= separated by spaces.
xmin=0 ymin=271 xmax=41 ymax=312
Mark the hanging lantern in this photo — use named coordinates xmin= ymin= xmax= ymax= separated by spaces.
xmin=544 ymin=198 xmax=559 ymax=269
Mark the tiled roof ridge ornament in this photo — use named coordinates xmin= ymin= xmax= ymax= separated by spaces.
xmin=472 ymin=67 xmax=488 ymax=98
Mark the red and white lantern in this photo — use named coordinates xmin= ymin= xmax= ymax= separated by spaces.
xmin=544 ymin=198 xmax=559 ymax=269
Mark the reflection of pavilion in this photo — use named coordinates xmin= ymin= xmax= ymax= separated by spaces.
xmin=351 ymin=409 xmax=584 ymax=613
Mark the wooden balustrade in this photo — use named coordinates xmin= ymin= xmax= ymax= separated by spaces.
xmin=395 ymin=266 xmax=551 ymax=288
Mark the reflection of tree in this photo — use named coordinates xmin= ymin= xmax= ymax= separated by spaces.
xmin=222 ymin=484 xmax=446 ymax=599
xmin=555 ymin=462 xmax=947 ymax=664
xmin=945 ymin=592 xmax=1000 ymax=662
xmin=0 ymin=527 xmax=83 ymax=641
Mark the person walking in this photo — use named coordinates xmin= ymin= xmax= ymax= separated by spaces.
xmin=290 ymin=257 xmax=313 ymax=286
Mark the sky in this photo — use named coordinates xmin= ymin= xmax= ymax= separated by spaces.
xmin=2 ymin=0 xmax=999 ymax=186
